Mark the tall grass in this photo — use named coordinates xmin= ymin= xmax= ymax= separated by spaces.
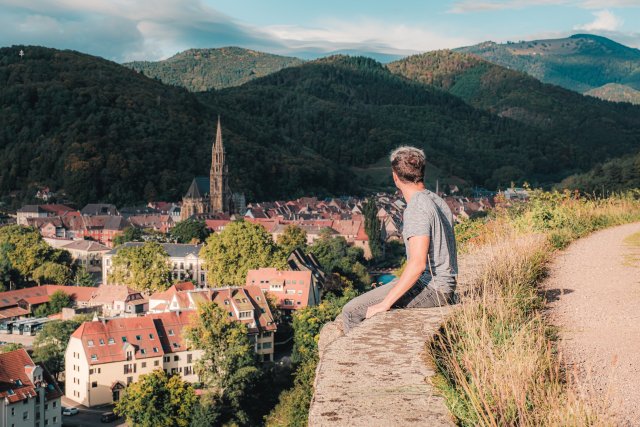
xmin=430 ymin=190 xmax=640 ymax=426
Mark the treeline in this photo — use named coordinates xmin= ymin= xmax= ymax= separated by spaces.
xmin=561 ymin=152 xmax=640 ymax=194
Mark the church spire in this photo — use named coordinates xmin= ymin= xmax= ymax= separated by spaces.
xmin=210 ymin=115 xmax=230 ymax=214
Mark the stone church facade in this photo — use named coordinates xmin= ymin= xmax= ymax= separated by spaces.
xmin=180 ymin=118 xmax=245 ymax=220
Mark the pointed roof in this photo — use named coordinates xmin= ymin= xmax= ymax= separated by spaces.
xmin=214 ymin=115 xmax=224 ymax=153
xmin=185 ymin=177 xmax=210 ymax=199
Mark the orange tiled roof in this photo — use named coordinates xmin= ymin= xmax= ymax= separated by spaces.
xmin=0 ymin=349 xmax=63 ymax=403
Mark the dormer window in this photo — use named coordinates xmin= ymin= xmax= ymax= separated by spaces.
xmin=87 ymin=340 xmax=94 ymax=347
xmin=99 ymin=339 xmax=105 ymax=346
xmin=136 ymin=335 xmax=141 ymax=341
xmin=122 ymin=336 xmax=127 ymax=343
xmin=168 ymin=329 xmax=174 ymax=336
xmin=149 ymin=334 xmax=154 ymax=340
xmin=108 ymin=338 xmax=115 ymax=345
xmin=224 ymin=300 xmax=229 ymax=305
xmin=153 ymin=347 xmax=159 ymax=353
xmin=7 ymin=389 xmax=14 ymax=396
xmin=140 ymin=349 xmax=146 ymax=355
xmin=172 ymin=343 xmax=179 ymax=348
xmin=91 ymin=354 xmax=97 ymax=361
xmin=15 ymin=379 xmax=23 ymax=386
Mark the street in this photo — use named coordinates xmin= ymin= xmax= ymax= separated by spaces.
xmin=61 ymin=397 xmax=126 ymax=427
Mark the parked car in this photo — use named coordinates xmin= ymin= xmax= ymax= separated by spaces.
xmin=62 ymin=407 xmax=79 ymax=416
xmin=100 ymin=412 xmax=118 ymax=423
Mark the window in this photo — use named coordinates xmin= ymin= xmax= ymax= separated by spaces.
xmin=136 ymin=335 xmax=141 ymax=341
xmin=149 ymin=334 xmax=154 ymax=340
xmin=121 ymin=336 xmax=127 ymax=343
xmin=90 ymin=369 xmax=94 ymax=374
xmin=91 ymin=354 xmax=97 ymax=361
xmin=153 ymin=347 xmax=159 ymax=353
xmin=127 ymin=377 xmax=133 ymax=385
xmin=154 ymin=360 xmax=159 ymax=367
xmin=286 ymin=289 xmax=295 ymax=294
xmin=108 ymin=338 xmax=115 ymax=345
xmin=98 ymin=368 xmax=101 ymax=374
xmin=187 ymin=354 xmax=192 ymax=363
xmin=164 ymin=356 xmax=169 ymax=362
xmin=99 ymin=339 xmax=105 ymax=346
xmin=11 ymin=408 xmax=14 ymax=415
xmin=224 ymin=300 xmax=229 ymax=305
xmin=297 ymin=301 xmax=301 ymax=305
xmin=239 ymin=311 xmax=251 ymax=319
xmin=87 ymin=340 xmax=94 ymax=347
xmin=284 ymin=299 xmax=294 ymax=306
xmin=174 ymin=355 xmax=179 ymax=362
xmin=141 ymin=362 xmax=146 ymax=368
xmin=140 ymin=349 xmax=146 ymax=355
xmin=168 ymin=329 xmax=174 ymax=336
xmin=262 ymin=342 xmax=272 ymax=349
xmin=15 ymin=379 xmax=22 ymax=386
xmin=228 ymin=312 xmax=233 ymax=317
xmin=263 ymin=332 xmax=272 ymax=337
xmin=172 ymin=343 xmax=179 ymax=349
xmin=23 ymin=411 xmax=28 ymax=420
xmin=184 ymin=366 xmax=193 ymax=376
xmin=53 ymin=417 xmax=57 ymax=424
xmin=91 ymin=381 xmax=97 ymax=388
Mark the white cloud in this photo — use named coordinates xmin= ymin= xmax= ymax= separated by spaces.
xmin=449 ymin=0 xmax=640 ymax=13
xmin=574 ymin=9 xmax=623 ymax=31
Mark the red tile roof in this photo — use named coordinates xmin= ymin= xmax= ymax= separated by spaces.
xmin=0 ymin=285 xmax=96 ymax=309
xmin=71 ymin=317 xmax=165 ymax=365
xmin=246 ymin=268 xmax=314 ymax=310
xmin=0 ymin=349 xmax=63 ymax=403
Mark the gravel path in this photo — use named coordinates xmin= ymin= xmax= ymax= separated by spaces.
xmin=545 ymin=222 xmax=640 ymax=426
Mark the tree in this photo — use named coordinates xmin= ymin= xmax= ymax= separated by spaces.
xmin=108 ymin=242 xmax=171 ymax=292
xmin=190 ymin=391 xmax=221 ymax=427
xmin=73 ymin=266 xmax=96 ymax=287
xmin=114 ymin=370 xmax=197 ymax=427
xmin=363 ymin=198 xmax=383 ymax=260
xmin=49 ymin=290 xmax=73 ymax=313
xmin=0 ymin=242 xmax=17 ymax=291
xmin=277 ymin=224 xmax=307 ymax=255
xmin=31 ymin=262 xmax=72 ymax=285
xmin=0 ymin=343 xmax=23 ymax=353
xmin=171 ymin=219 xmax=211 ymax=244
xmin=32 ymin=319 xmax=83 ymax=380
xmin=200 ymin=220 xmax=286 ymax=286
xmin=308 ymin=228 xmax=370 ymax=290
xmin=0 ymin=226 xmax=73 ymax=285
xmin=185 ymin=302 xmax=260 ymax=424
xmin=112 ymin=227 xmax=144 ymax=246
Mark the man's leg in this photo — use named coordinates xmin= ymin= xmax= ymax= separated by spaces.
xmin=403 ymin=285 xmax=454 ymax=309
xmin=341 ymin=281 xmax=396 ymax=334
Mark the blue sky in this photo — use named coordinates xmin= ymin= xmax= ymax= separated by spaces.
xmin=1 ymin=0 xmax=639 ymax=62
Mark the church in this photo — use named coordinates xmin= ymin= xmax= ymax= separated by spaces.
xmin=180 ymin=117 xmax=245 ymax=220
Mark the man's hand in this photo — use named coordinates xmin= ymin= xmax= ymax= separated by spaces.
xmin=365 ymin=302 xmax=390 ymax=319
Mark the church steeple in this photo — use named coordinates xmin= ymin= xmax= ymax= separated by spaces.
xmin=210 ymin=116 xmax=230 ymax=214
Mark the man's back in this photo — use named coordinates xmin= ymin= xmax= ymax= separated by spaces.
xmin=402 ymin=190 xmax=458 ymax=293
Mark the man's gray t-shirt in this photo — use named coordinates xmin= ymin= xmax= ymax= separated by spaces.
xmin=402 ymin=190 xmax=458 ymax=293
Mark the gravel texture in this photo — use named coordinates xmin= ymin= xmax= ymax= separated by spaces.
xmin=544 ymin=222 xmax=640 ymax=426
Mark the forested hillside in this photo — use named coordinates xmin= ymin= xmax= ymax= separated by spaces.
xmin=2 ymin=46 xmax=639 ymax=207
xmin=124 ymin=47 xmax=304 ymax=91
xmin=561 ymin=152 xmax=640 ymax=194
xmin=388 ymin=50 xmax=640 ymax=174
xmin=456 ymin=34 xmax=640 ymax=94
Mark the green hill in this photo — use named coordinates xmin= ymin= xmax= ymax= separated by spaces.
xmin=124 ymin=47 xmax=304 ymax=91
xmin=560 ymin=151 xmax=640 ymax=193
xmin=388 ymin=49 xmax=640 ymax=163
xmin=2 ymin=46 xmax=640 ymax=207
xmin=585 ymin=83 xmax=640 ymax=105
xmin=455 ymin=34 xmax=640 ymax=93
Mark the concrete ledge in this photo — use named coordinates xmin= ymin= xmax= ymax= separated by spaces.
xmin=308 ymin=306 xmax=454 ymax=427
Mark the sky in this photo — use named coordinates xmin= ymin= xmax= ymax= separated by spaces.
xmin=1 ymin=0 xmax=639 ymax=62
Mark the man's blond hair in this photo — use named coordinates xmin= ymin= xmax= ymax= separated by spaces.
xmin=389 ymin=146 xmax=425 ymax=183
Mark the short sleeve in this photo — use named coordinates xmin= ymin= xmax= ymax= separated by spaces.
xmin=402 ymin=200 xmax=434 ymax=240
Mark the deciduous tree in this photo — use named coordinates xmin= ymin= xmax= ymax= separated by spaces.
xmin=200 ymin=220 xmax=286 ymax=286
xmin=277 ymin=224 xmax=307 ymax=255
xmin=185 ymin=302 xmax=260 ymax=424
xmin=32 ymin=262 xmax=72 ymax=285
xmin=114 ymin=370 xmax=197 ymax=427
xmin=32 ymin=319 xmax=83 ymax=380
xmin=108 ymin=242 xmax=171 ymax=292
xmin=170 ymin=218 xmax=210 ymax=244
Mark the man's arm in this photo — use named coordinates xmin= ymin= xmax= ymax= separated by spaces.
xmin=365 ymin=235 xmax=429 ymax=319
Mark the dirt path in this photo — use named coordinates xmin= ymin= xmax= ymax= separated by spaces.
xmin=545 ymin=222 xmax=640 ymax=426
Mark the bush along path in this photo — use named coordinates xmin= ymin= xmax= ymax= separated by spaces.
xmin=428 ymin=190 xmax=640 ymax=427
xmin=545 ymin=222 xmax=640 ymax=426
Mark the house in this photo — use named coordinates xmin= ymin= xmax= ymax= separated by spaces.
xmin=103 ymin=243 xmax=207 ymax=287
xmin=87 ymin=285 xmax=147 ymax=317
xmin=64 ymin=313 xmax=201 ymax=407
xmin=128 ymin=214 xmax=174 ymax=233
xmin=0 ymin=285 xmax=96 ymax=326
xmin=74 ymin=215 xmax=129 ymax=247
xmin=60 ymin=240 xmax=111 ymax=274
xmin=80 ymin=204 xmax=119 ymax=216
xmin=16 ymin=204 xmax=75 ymax=226
xmin=0 ymin=348 xmax=63 ymax=427
xmin=148 ymin=284 xmax=277 ymax=362
xmin=246 ymin=268 xmax=320 ymax=314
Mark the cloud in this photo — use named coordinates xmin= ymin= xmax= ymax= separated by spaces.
xmin=574 ymin=9 xmax=623 ymax=31
xmin=0 ymin=0 xmax=474 ymax=62
xmin=449 ymin=0 xmax=640 ymax=13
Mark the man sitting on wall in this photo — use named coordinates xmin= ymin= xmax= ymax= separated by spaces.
xmin=341 ymin=146 xmax=458 ymax=334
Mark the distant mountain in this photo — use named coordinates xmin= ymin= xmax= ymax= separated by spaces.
xmin=124 ymin=47 xmax=304 ymax=92
xmin=585 ymin=83 xmax=640 ymax=105
xmin=3 ymin=46 xmax=640 ymax=207
xmin=455 ymin=34 xmax=640 ymax=93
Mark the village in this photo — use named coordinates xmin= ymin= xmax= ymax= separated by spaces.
xmin=0 ymin=120 xmax=525 ymax=427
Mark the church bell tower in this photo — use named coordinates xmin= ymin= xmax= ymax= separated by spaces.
xmin=210 ymin=116 xmax=231 ymax=214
